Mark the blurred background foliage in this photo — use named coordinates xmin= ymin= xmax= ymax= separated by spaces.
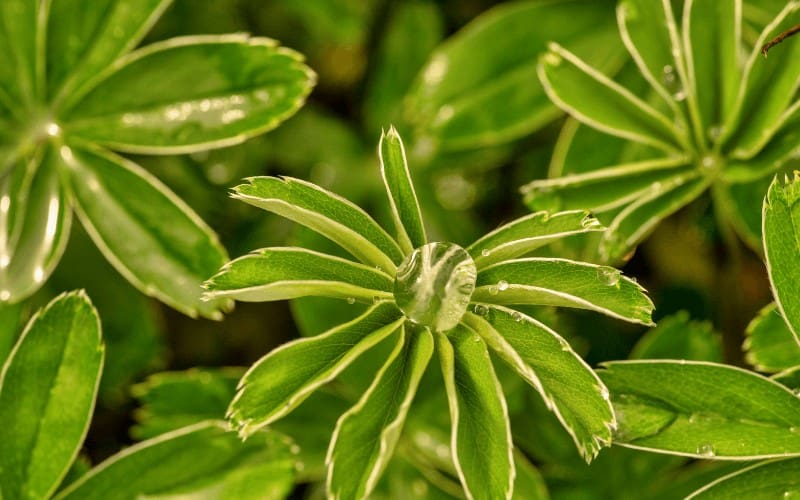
xmin=4 ymin=0 xmax=786 ymax=497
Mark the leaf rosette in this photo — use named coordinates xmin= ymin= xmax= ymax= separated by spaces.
xmin=204 ymin=127 xmax=654 ymax=499
xmin=0 ymin=0 xmax=315 ymax=318
xmin=524 ymin=0 xmax=800 ymax=262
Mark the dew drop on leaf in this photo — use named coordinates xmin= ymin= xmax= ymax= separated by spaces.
xmin=696 ymin=444 xmax=716 ymax=457
xmin=497 ymin=280 xmax=509 ymax=291
xmin=511 ymin=311 xmax=524 ymax=322
xmin=346 ymin=297 xmax=356 ymax=304
xmin=597 ymin=267 xmax=621 ymax=286
xmin=473 ymin=304 xmax=489 ymax=316
xmin=599 ymin=385 xmax=610 ymax=401
xmin=394 ymin=242 xmax=476 ymax=332
xmin=481 ymin=249 xmax=491 ymax=257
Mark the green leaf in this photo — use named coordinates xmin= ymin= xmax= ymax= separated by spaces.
xmin=688 ymin=458 xmax=800 ymax=499
xmin=521 ymin=157 xmax=693 ymax=214
xmin=380 ymin=126 xmax=426 ymax=253
xmin=600 ymin=360 xmax=800 ymax=458
xmin=763 ymin=175 xmax=800 ymax=344
xmin=473 ymin=258 xmax=654 ymax=325
xmin=47 ymin=0 xmax=171 ymax=104
xmin=682 ymin=0 xmax=740 ymax=139
xmin=64 ymin=145 xmax=230 ymax=319
xmin=465 ymin=306 xmax=614 ymax=461
xmin=724 ymin=2 xmax=800 ymax=157
xmin=600 ymin=173 xmax=710 ymax=263
xmin=232 ymin=176 xmax=403 ymax=271
xmin=0 ymin=0 xmax=40 ymax=103
xmin=363 ymin=1 xmax=443 ymax=135
xmin=0 ymin=291 xmax=103 ymax=500
xmin=327 ymin=324 xmax=434 ymax=498
xmin=204 ymin=247 xmax=393 ymax=303
xmin=406 ymin=0 xmax=622 ymax=151
xmin=55 ymin=421 xmax=296 ymax=500
xmin=539 ymin=42 xmax=682 ymax=153
xmin=715 ymin=174 xmax=771 ymax=251
xmin=62 ymin=35 xmax=315 ymax=154
xmin=617 ymin=0 xmax=690 ymax=133
xmin=228 ymin=302 xmax=403 ymax=437
xmin=436 ymin=326 xmax=514 ymax=500
xmin=467 ymin=210 xmax=605 ymax=270
xmin=0 ymin=147 xmax=72 ymax=303
xmin=131 ymin=368 xmax=243 ymax=440
xmin=511 ymin=451 xmax=549 ymax=500
xmin=744 ymin=302 xmax=800 ymax=372
xmin=630 ymin=311 xmax=722 ymax=362
xmin=0 ymin=301 xmax=23 ymax=365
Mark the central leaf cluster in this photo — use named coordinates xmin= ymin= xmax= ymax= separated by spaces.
xmin=393 ymin=242 xmax=476 ymax=332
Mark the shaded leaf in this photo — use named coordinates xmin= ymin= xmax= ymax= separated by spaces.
xmin=600 ymin=360 xmax=800 ymax=458
xmin=744 ymin=302 xmax=800 ymax=372
xmin=327 ymin=324 xmax=434 ymax=498
xmin=64 ymin=145 xmax=230 ymax=319
xmin=63 ymin=35 xmax=315 ymax=154
xmin=473 ymin=258 xmax=654 ymax=325
xmin=227 ymin=302 xmax=403 ymax=437
xmin=0 ymin=291 xmax=103 ymax=500
xmin=631 ymin=311 xmax=722 ymax=362
xmin=407 ymin=0 xmax=622 ymax=151
xmin=763 ymin=175 xmax=800 ymax=344
xmin=0 ymin=147 xmax=72 ymax=303
xmin=204 ymin=247 xmax=393 ymax=303
xmin=48 ymin=0 xmax=171 ymax=103
xmin=0 ymin=0 xmax=40 ymax=103
xmin=688 ymin=458 xmax=800 ymax=499
xmin=436 ymin=326 xmax=514 ymax=500
xmin=56 ymin=421 xmax=296 ymax=500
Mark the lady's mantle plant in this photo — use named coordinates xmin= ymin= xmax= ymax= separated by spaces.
xmin=0 ymin=0 xmax=314 ymax=317
xmin=203 ymin=128 xmax=654 ymax=499
xmin=524 ymin=0 xmax=800 ymax=261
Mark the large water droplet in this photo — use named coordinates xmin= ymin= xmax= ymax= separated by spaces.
xmin=394 ymin=242 xmax=477 ymax=332
xmin=696 ymin=444 xmax=716 ymax=457
xmin=497 ymin=280 xmax=509 ymax=291
xmin=473 ymin=304 xmax=489 ymax=316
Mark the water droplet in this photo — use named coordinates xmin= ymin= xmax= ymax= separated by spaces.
xmin=708 ymin=125 xmax=723 ymax=140
xmin=651 ymin=181 xmax=663 ymax=191
xmin=701 ymin=155 xmax=717 ymax=170
xmin=290 ymin=444 xmax=301 ymax=455
xmin=696 ymin=444 xmax=716 ymax=457
xmin=45 ymin=122 xmax=60 ymax=137
xmin=662 ymin=65 xmax=676 ymax=85
xmin=472 ymin=335 xmax=482 ymax=343
xmin=33 ymin=267 xmax=44 ymax=283
xmin=543 ymin=51 xmax=562 ymax=66
xmin=597 ymin=268 xmax=621 ymax=286
xmin=581 ymin=215 xmax=601 ymax=229
xmin=346 ymin=297 xmax=356 ymax=304
xmin=497 ymin=280 xmax=509 ymax=291
xmin=599 ymin=385 xmax=610 ymax=401
xmin=511 ymin=311 xmax=524 ymax=322
xmin=481 ymin=249 xmax=490 ymax=257
xmin=0 ymin=290 xmax=9 ymax=301
xmin=673 ymin=90 xmax=687 ymax=102
xmin=424 ymin=55 xmax=448 ymax=85
xmin=394 ymin=242 xmax=477 ymax=332
xmin=294 ymin=461 xmax=305 ymax=472
xmin=790 ymin=427 xmax=800 ymax=434
xmin=473 ymin=304 xmax=489 ymax=316
xmin=488 ymin=285 xmax=499 ymax=295
xmin=792 ymin=388 xmax=800 ymax=397
xmin=558 ymin=337 xmax=570 ymax=351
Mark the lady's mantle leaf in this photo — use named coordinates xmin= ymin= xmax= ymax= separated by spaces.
xmin=227 ymin=302 xmax=403 ymax=438
xmin=0 ymin=291 xmax=103 ymax=500
xmin=600 ymin=360 xmax=800 ymax=458
xmin=473 ymin=258 xmax=654 ymax=325
xmin=232 ymin=176 xmax=403 ymax=271
xmin=63 ymin=145 xmax=230 ymax=320
xmin=436 ymin=326 xmax=514 ymax=500
xmin=203 ymin=247 xmax=393 ymax=303
xmin=62 ymin=35 xmax=315 ymax=154
xmin=465 ymin=306 xmax=615 ymax=462
xmin=744 ymin=302 xmax=800 ymax=372
xmin=327 ymin=324 xmax=434 ymax=499
xmin=688 ymin=458 xmax=800 ymax=499
xmin=379 ymin=125 xmax=426 ymax=253
xmin=56 ymin=421 xmax=296 ymax=500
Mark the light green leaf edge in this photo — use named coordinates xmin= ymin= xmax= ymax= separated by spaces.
xmin=538 ymin=41 xmax=682 ymax=153
xmin=326 ymin=324 xmax=434 ymax=499
xmin=473 ymin=257 xmax=654 ymax=326
xmin=467 ymin=210 xmax=605 ymax=270
xmin=379 ymin=126 xmax=426 ymax=253
xmin=232 ymin=176 xmax=403 ymax=272
xmin=227 ymin=302 xmax=404 ymax=438
xmin=687 ymin=457 xmax=800 ymax=499
xmin=436 ymin=327 xmax=515 ymax=500
xmin=203 ymin=247 xmax=393 ymax=303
